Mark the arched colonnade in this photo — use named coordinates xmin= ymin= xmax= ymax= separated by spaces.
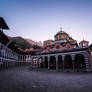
xmin=31 ymin=51 xmax=90 ymax=71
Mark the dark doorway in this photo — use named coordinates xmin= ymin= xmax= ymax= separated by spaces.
xmin=58 ymin=55 xmax=63 ymax=69
xmin=49 ymin=56 xmax=56 ymax=69
xmin=74 ymin=54 xmax=85 ymax=70
xmin=44 ymin=56 xmax=48 ymax=68
xmin=64 ymin=55 xmax=73 ymax=69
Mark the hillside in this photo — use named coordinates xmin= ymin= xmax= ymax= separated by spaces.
xmin=12 ymin=36 xmax=32 ymax=50
xmin=8 ymin=36 xmax=43 ymax=51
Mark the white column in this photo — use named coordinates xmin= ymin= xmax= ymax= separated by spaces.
xmin=72 ymin=54 xmax=75 ymax=71
xmin=43 ymin=56 xmax=45 ymax=68
xmin=48 ymin=56 xmax=50 ymax=69
xmin=36 ymin=56 xmax=39 ymax=68
xmin=55 ymin=55 xmax=58 ymax=70
xmin=62 ymin=55 xmax=65 ymax=70
xmin=85 ymin=56 xmax=90 ymax=70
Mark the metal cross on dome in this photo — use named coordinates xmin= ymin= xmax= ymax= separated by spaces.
xmin=60 ymin=27 xmax=62 ymax=31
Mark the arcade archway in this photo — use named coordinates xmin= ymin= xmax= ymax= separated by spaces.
xmin=44 ymin=56 xmax=48 ymax=68
xmin=58 ymin=55 xmax=63 ymax=69
xmin=49 ymin=56 xmax=56 ymax=69
xmin=38 ymin=57 xmax=43 ymax=68
xmin=64 ymin=55 xmax=73 ymax=69
xmin=74 ymin=54 xmax=85 ymax=70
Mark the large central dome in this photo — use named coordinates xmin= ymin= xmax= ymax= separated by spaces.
xmin=54 ymin=28 xmax=69 ymax=41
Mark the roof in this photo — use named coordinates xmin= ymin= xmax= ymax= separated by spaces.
xmin=54 ymin=27 xmax=68 ymax=37
xmin=55 ymin=31 xmax=68 ymax=37
xmin=69 ymin=37 xmax=74 ymax=40
xmin=57 ymin=30 xmax=67 ymax=34
xmin=32 ymin=47 xmax=91 ymax=56
xmin=0 ymin=17 xmax=9 ymax=29
xmin=52 ymin=39 xmax=67 ymax=45
xmin=79 ymin=40 xmax=89 ymax=44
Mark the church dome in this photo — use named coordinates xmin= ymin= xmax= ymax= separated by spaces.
xmin=54 ymin=28 xmax=69 ymax=41
xmin=55 ymin=30 xmax=67 ymax=36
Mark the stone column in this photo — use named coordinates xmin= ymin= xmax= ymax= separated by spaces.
xmin=30 ymin=56 xmax=32 ymax=67
xmin=22 ymin=55 xmax=24 ymax=65
xmin=43 ymin=56 xmax=45 ymax=68
xmin=25 ymin=55 xmax=26 ymax=64
xmin=62 ymin=55 xmax=65 ymax=70
xmin=22 ymin=55 xmax=23 ymax=62
xmin=55 ymin=55 xmax=58 ymax=70
xmin=72 ymin=54 xmax=75 ymax=71
xmin=37 ymin=56 xmax=39 ymax=68
xmin=20 ymin=55 xmax=22 ymax=63
xmin=28 ymin=55 xmax=31 ymax=64
xmin=18 ymin=54 xmax=20 ymax=66
xmin=22 ymin=55 xmax=24 ymax=64
xmin=85 ymin=55 xmax=90 ymax=71
xmin=48 ymin=56 xmax=50 ymax=69
xmin=81 ymin=52 xmax=90 ymax=71
xmin=31 ymin=57 xmax=33 ymax=67
xmin=25 ymin=55 xmax=28 ymax=65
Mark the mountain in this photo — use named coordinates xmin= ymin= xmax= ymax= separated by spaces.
xmin=11 ymin=36 xmax=32 ymax=50
xmin=24 ymin=38 xmax=37 ymax=45
xmin=8 ymin=36 xmax=43 ymax=50
xmin=24 ymin=38 xmax=43 ymax=47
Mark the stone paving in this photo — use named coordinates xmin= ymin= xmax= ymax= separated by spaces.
xmin=0 ymin=66 xmax=92 ymax=92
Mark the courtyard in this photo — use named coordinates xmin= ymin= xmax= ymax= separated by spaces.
xmin=0 ymin=66 xmax=92 ymax=92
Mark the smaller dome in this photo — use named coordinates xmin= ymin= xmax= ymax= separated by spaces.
xmin=79 ymin=40 xmax=89 ymax=45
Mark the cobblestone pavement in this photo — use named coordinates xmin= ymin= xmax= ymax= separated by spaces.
xmin=0 ymin=66 xmax=92 ymax=92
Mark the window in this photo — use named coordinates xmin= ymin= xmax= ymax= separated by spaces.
xmin=61 ymin=35 xmax=63 ymax=39
xmin=58 ymin=35 xmax=60 ymax=40
xmin=60 ymin=35 xmax=61 ymax=40
xmin=62 ymin=43 xmax=66 ymax=47
xmin=56 ymin=36 xmax=58 ymax=40
xmin=65 ymin=35 xmax=67 ymax=38
xmin=56 ymin=45 xmax=60 ymax=49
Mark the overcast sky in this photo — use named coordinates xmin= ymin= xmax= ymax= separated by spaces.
xmin=0 ymin=0 xmax=92 ymax=44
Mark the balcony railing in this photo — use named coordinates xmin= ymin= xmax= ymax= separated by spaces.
xmin=0 ymin=42 xmax=31 ymax=67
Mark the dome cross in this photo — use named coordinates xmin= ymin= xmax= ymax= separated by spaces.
xmin=60 ymin=27 xmax=62 ymax=31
